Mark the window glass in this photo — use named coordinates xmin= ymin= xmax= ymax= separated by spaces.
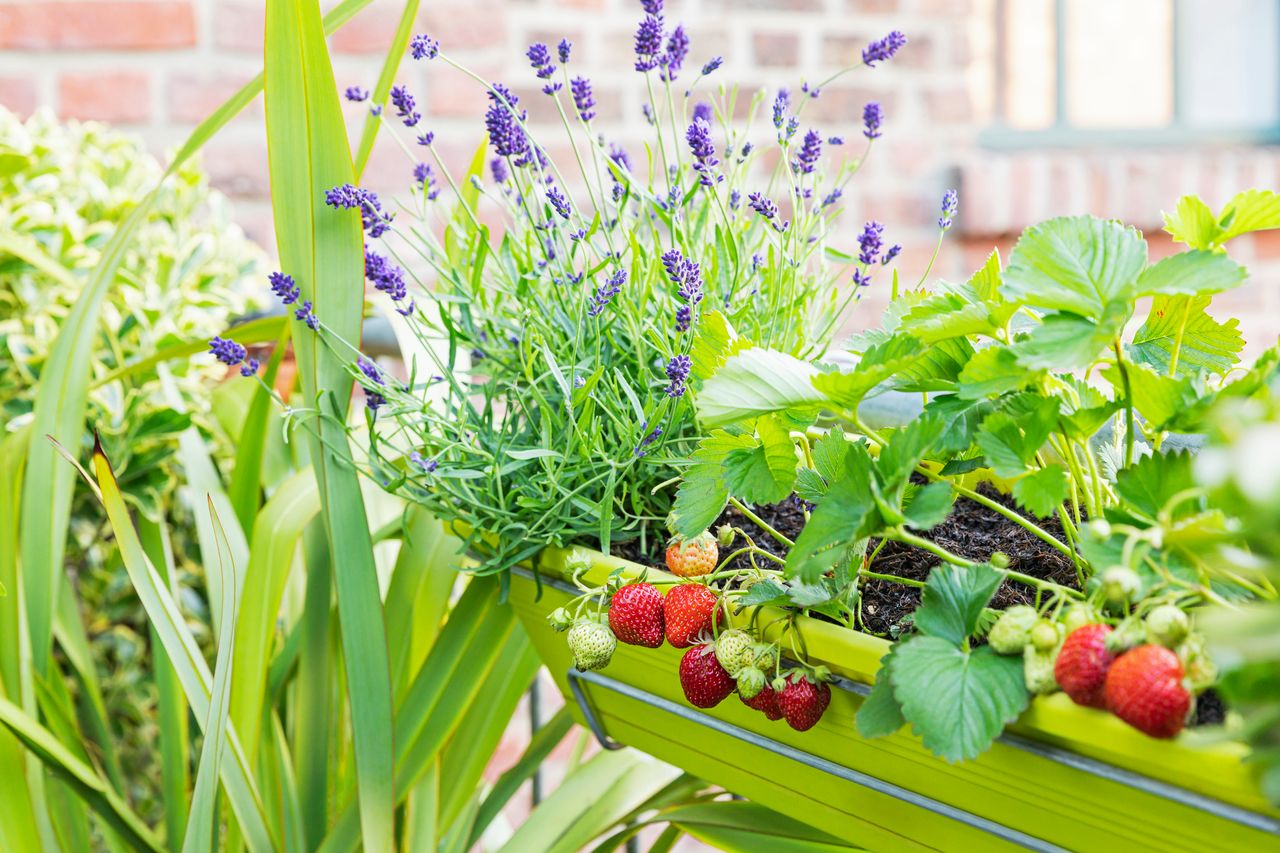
xmin=1002 ymin=0 xmax=1056 ymax=129
xmin=1179 ymin=0 xmax=1279 ymax=128
xmin=1064 ymin=0 xmax=1173 ymax=128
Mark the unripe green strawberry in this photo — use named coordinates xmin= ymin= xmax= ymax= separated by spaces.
xmin=1104 ymin=644 xmax=1191 ymax=739
xmin=1024 ymin=646 xmax=1059 ymax=695
xmin=716 ymin=524 xmax=735 ymax=548
xmin=1145 ymin=605 xmax=1189 ymax=648
xmin=988 ymin=605 xmax=1038 ymax=654
xmin=666 ymin=531 xmax=719 ymax=578
xmin=1101 ymin=566 xmax=1140 ymax=605
xmin=746 ymin=642 xmax=779 ymax=673
xmin=567 ymin=620 xmax=616 ymax=672
xmin=714 ymin=629 xmax=752 ymax=676
xmin=1030 ymin=620 xmax=1062 ymax=653
xmin=736 ymin=665 xmax=766 ymax=700
xmin=1178 ymin=634 xmax=1217 ymax=692
xmin=1061 ymin=604 xmax=1096 ymax=634
xmin=547 ymin=607 xmax=574 ymax=632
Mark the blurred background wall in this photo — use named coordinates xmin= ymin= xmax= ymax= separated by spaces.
xmin=3 ymin=0 xmax=1278 ymax=351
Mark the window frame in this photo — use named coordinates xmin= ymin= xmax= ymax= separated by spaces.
xmin=981 ymin=0 xmax=1280 ymax=148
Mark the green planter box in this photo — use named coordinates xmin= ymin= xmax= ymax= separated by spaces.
xmin=506 ymin=545 xmax=1280 ymax=851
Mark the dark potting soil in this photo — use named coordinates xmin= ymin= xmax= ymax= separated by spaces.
xmin=1191 ymin=688 xmax=1226 ymax=726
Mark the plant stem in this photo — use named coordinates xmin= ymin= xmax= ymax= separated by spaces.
xmin=861 ymin=570 xmax=925 ymax=589
xmin=891 ymin=529 xmax=1083 ymax=599
xmin=1112 ymin=339 xmax=1136 ymax=468
xmin=728 ymin=497 xmax=795 ymax=548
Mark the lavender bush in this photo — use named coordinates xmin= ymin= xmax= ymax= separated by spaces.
xmin=218 ymin=2 xmax=948 ymax=574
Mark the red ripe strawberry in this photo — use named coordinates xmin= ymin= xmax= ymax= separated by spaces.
xmin=741 ymin=683 xmax=784 ymax=721
xmin=778 ymin=673 xmax=831 ymax=732
xmin=663 ymin=584 xmax=719 ymax=648
xmin=1055 ymin=624 xmax=1116 ymax=709
xmin=1104 ymin=644 xmax=1191 ymax=739
xmin=608 ymin=582 xmax=664 ymax=648
xmin=679 ymin=644 xmax=736 ymax=708
xmin=666 ymin=531 xmax=719 ymax=578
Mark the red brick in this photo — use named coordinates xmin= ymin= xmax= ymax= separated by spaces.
xmin=752 ymin=33 xmax=800 ymax=67
xmin=807 ymin=87 xmax=896 ymax=124
xmin=213 ymin=3 xmax=263 ymax=54
xmin=0 ymin=2 xmax=195 ymax=50
xmin=59 ymin=71 xmax=151 ymax=123
xmin=0 ymin=75 xmax=38 ymax=116
xmin=845 ymin=0 xmax=900 ymax=12
xmin=166 ymin=73 xmax=262 ymax=124
xmin=924 ymin=87 xmax=971 ymax=125
xmin=707 ymin=0 xmax=824 ymax=10
xmin=420 ymin=3 xmax=508 ymax=53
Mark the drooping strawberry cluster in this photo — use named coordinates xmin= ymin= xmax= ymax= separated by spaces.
xmin=551 ymin=533 xmax=833 ymax=733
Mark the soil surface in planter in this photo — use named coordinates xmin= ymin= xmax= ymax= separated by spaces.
xmin=611 ymin=485 xmax=1227 ymax=725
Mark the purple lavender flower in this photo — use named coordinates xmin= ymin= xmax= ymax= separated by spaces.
xmin=587 ymin=267 xmax=627 ymax=317
xmin=686 ymin=118 xmax=719 ymax=187
xmin=209 ymin=336 xmax=246 ymax=366
xmin=490 ymin=156 xmax=509 ymax=184
xmin=390 ymin=84 xmax=421 ymax=127
xmin=396 ymin=299 xmax=416 ymax=317
xmin=641 ymin=0 xmax=663 ymax=13
xmin=527 ymin=42 xmax=560 ymax=93
xmin=661 ymin=24 xmax=689 ymax=81
xmin=863 ymin=30 xmax=907 ymax=66
xmin=269 ymin=271 xmax=299 ymax=305
xmin=558 ymin=38 xmax=572 ymax=64
xmin=852 ymin=269 xmax=871 ymax=288
xmin=939 ymin=189 xmax=958 ymax=230
xmin=634 ymin=14 xmax=664 ymax=72
xmin=294 ymin=301 xmax=319 ymax=331
xmin=863 ymin=101 xmax=883 ymax=139
xmin=858 ymin=221 xmax=885 ymax=266
xmin=641 ymin=102 xmax=656 ymax=125
xmin=794 ymin=129 xmax=822 ymax=174
xmin=608 ymin=143 xmax=632 ymax=176
xmin=771 ymin=89 xmax=790 ymax=130
xmin=410 ymin=33 xmax=439 ymax=60
xmin=239 ymin=357 xmax=259 ymax=378
xmin=729 ymin=188 xmax=741 ymax=209
xmin=410 ymin=450 xmax=438 ymax=473
xmin=748 ymin=191 xmax=778 ymax=222
xmin=326 ymin=183 xmax=393 ymax=237
xmin=417 ymin=131 xmax=434 ymax=146
xmin=701 ymin=56 xmax=723 ymax=76
xmin=366 ymin=248 xmax=408 ymax=303
xmin=828 ymin=135 xmax=844 ymax=145
xmin=661 ymin=248 xmax=704 ymax=305
xmin=546 ymin=185 xmax=571 ymax=220
xmin=413 ymin=163 xmax=440 ymax=200
xmin=571 ymin=76 xmax=596 ymax=121
xmin=801 ymin=81 xmax=820 ymax=99
xmin=821 ymin=188 xmax=843 ymax=209
xmin=357 ymin=357 xmax=386 ymax=410
xmin=344 ymin=86 xmax=369 ymax=102
xmin=665 ymin=354 xmax=692 ymax=397
xmin=634 ymin=423 xmax=663 ymax=456
xmin=692 ymin=101 xmax=713 ymax=124
xmin=485 ymin=84 xmax=529 ymax=160
xmin=881 ymin=244 xmax=902 ymax=264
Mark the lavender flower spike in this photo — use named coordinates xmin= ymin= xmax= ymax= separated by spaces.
xmin=661 ymin=24 xmax=689 ymax=81
xmin=240 ymin=358 xmax=259 ymax=378
xmin=344 ymin=86 xmax=369 ymax=102
xmin=209 ymin=336 xmax=246 ymax=366
xmin=634 ymin=13 xmax=664 ymax=72
xmin=857 ymin=220 xmax=885 ymax=266
xmin=571 ymin=76 xmax=596 ymax=122
xmin=269 ymin=271 xmax=299 ymax=305
xmin=701 ymin=56 xmax=723 ymax=76
xmin=939 ymin=189 xmax=959 ymax=230
xmin=390 ymin=84 xmax=421 ymax=127
xmin=794 ymin=129 xmax=822 ymax=174
xmin=863 ymin=101 xmax=883 ymax=139
xmin=546 ymin=185 xmax=572 ymax=220
xmin=485 ymin=84 xmax=529 ymax=160
xmin=686 ymin=118 xmax=720 ymax=187
xmin=863 ymin=30 xmax=907 ymax=66
xmin=410 ymin=34 xmax=439 ymax=60
xmin=665 ymin=354 xmax=692 ymax=398
xmin=558 ymin=38 xmax=572 ymax=64
xmin=357 ymin=357 xmax=386 ymax=410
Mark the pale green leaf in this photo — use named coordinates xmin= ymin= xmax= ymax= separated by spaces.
xmin=1011 ymin=305 xmax=1129 ymax=371
xmin=1135 ymin=250 xmax=1246 ymax=297
xmin=1012 ymin=464 xmax=1068 ymax=518
xmin=902 ymin=481 xmax=955 ymax=530
xmin=1163 ymin=195 xmax=1222 ymax=249
xmin=1219 ymin=188 xmax=1280 ymax=243
xmin=813 ymin=334 xmax=924 ymax=409
xmin=721 ymin=416 xmax=798 ymax=505
xmin=697 ymin=348 xmax=822 ymax=427
xmin=1128 ymin=293 xmax=1243 ymax=377
xmin=912 ymin=563 xmax=1003 ymax=645
xmin=1004 ymin=215 xmax=1147 ymax=320
xmin=956 ymin=346 xmax=1028 ymax=400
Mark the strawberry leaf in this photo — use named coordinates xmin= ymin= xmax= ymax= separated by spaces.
xmin=1011 ymin=303 xmax=1130 ymax=371
xmin=1163 ymin=195 xmax=1222 ymax=250
xmin=912 ymin=563 xmax=1004 ymax=646
xmin=1113 ymin=450 xmax=1197 ymax=523
xmin=902 ymin=481 xmax=955 ymax=530
xmin=956 ymin=346 xmax=1030 ymax=400
xmin=855 ymin=644 xmax=906 ymax=739
xmin=1003 ymin=215 xmax=1148 ymax=321
xmin=891 ymin=637 xmax=1029 ymax=762
xmin=1135 ymin=250 xmax=1246 ymax=297
xmin=1011 ymin=464 xmax=1068 ymax=517
xmin=785 ymin=442 xmax=876 ymax=583
xmin=721 ymin=415 xmax=797 ymax=505
xmin=697 ymin=347 xmax=822 ymax=428
xmin=812 ymin=334 xmax=924 ymax=409
xmin=1128 ymin=294 xmax=1243 ymax=377
xmin=1218 ymin=188 xmax=1280 ymax=243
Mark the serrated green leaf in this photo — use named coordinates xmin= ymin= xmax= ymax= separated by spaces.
xmin=1113 ymin=450 xmax=1196 ymax=521
xmin=785 ymin=443 xmax=875 ymax=583
xmin=1163 ymin=195 xmax=1222 ymax=249
xmin=878 ymin=414 xmax=945 ymax=490
xmin=899 ymin=291 xmax=996 ymax=344
xmin=1101 ymin=361 xmax=1197 ymax=431
xmin=855 ymin=646 xmax=905 ymax=738
xmin=689 ymin=311 xmax=749 ymax=384
xmin=1012 ymin=464 xmax=1068 ymax=517
xmin=1128 ymin=293 xmax=1243 ymax=377
xmin=721 ymin=416 xmax=798 ymax=505
xmin=902 ymin=481 xmax=955 ymax=530
xmin=892 ymin=337 xmax=974 ymax=392
xmin=1218 ymin=188 xmax=1280 ymax=243
xmin=891 ymin=638 xmax=1029 ymax=762
xmin=968 ymin=248 xmax=1004 ymax=303
xmin=956 ymin=346 xmax=1028 ymax=400
xmin=923 ymin=394 xmax=994 ymax=454
xmin=912 ymin=563 xmax=1004 ymax=645
xmin=813 ymin=334 xmax=924 ymax=409
xmin=973 ymin=401 xmax=1056 ymax=479
xmin=670 ymin=430 xmax=742 ymax=538
xmin=1012 ymin=304 xmax=1129 ymax=371
xmin=1135 ymin=250 xmax=1246 ymax=297
xmin=697 ymin=348 xmax=822 ymax=427
xmin=811 ymin=427 xmax=848 ymax=483
xmin=734 ymin=579 xmax=791 ymax=608
xmin=793 ymin=468 xmax=828 ymax=503
xmin=1004 ymin=215 xmax=1148 ymax=320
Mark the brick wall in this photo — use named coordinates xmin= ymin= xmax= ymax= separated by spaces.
xmin=4 ymin=0 xmax=1277 ymax=351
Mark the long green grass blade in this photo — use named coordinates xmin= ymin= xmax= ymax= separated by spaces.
xmin=352 ymin=0 xmax=419 ymax=177
xmin=294 ymin=518 xmax=334 ymax=849
xmin=0 ymin=696 xmax=161 ymax=852
xmin=384 ymin=510 xmax=455 ymax=701
xmin=183 ymin=500 xmax=240 ymax=853
xmin=264 ymin=1 xmax=395 ymax=848
xmin=228 ymin=469 xmax=319 ymax=765
xmin=86 ymin=442 xmax=275 ymax=851
xmin=228 ymin=329 xmax=291 ymax=531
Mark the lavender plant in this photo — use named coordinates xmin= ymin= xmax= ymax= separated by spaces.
xmin=216 ymin=3 xmax=916 ymax=573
